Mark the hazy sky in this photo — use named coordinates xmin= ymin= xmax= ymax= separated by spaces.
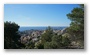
xmin=4 ymin=4 xmax=79 ymax=27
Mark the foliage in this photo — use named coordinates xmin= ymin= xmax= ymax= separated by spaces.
xmin=52 ymin=35 xmax=62 ymax=47
xmin=35 ymin=40 xmax=44 ymax=49
xmin=4 ymin=4 xmax=84 ymax=49
xmin=4 ymin=21 xmax=25 ymax=49
xmin=52 ymin=35 xmax=70 ymax=48
xmin=44 ymin=42 xmax=58 ymax=49
xmin=40 ymin=26 xmax=71 ymax=49
xmin=62 ymin=36 xmax=71 ymax=47
xmin=25 ymin=40 xmax=35 ymax=49
xmin=66 ymin=4 xmax=84 ymax=47
xmin=41 ymin=26 xmax=53 ymax=44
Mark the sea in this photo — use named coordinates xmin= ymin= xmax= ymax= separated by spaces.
xmin=19 ymin=26 xmax=67 ymax=31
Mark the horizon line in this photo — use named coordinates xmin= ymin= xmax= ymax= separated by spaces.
xmin=20 ymin=26 xmax=69 ymax=27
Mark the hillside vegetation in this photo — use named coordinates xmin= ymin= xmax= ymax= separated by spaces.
xmin=4 ymin=4 xmax=84 ymax=49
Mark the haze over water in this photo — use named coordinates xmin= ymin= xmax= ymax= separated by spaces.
xmin=19 ymin=26 xmax=67 ymax=31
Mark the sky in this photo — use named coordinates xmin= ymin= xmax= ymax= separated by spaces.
xmin=4 ymin=4 xmax=79 ymax=27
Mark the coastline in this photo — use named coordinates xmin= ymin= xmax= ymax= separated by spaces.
xmin=19 ymin=26 xmax=67 ymax=31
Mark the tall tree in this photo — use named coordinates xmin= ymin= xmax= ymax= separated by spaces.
xmin=4 ymin=21 xmax=25 ymax=49
xmin=67 ymin=4 xmax=84 ymax=47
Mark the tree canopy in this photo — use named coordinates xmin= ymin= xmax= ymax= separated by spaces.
xmin=4 ymin=21 xmax=25 ymax=49
xmin=66 ymin=4 xmax=84 ymax=47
